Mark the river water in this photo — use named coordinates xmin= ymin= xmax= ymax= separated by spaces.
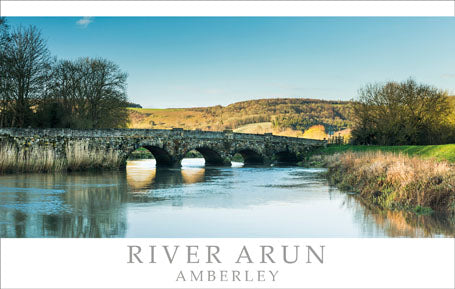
xmin=0 ymin=159 xmax=453 ymax=238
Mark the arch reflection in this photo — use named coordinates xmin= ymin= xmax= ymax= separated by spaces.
xmin=181 ymin=168 xmax=206 ymax=184
xmin=126 ymin=160 xmax=157 ymax=190
xmin=126 ymin=159 xmax=209 ymax=191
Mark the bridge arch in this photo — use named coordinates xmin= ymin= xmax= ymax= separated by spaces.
xmin=189 ymin=147 xmax=228 ymax=166
xmin=234 ymin=148 xmax=265 ymax=165
xmin=128 ymin=145 xmax=177 ymax=167
xmin=274 ymin=150 xmax=298 ymax=165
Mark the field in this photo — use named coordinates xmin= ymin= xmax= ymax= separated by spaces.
xmin=128 ymin=98 xmax=353 ymax=139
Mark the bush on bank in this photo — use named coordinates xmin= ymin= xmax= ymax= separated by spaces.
xmin=325 ymin=152 xmax=455 ymax=214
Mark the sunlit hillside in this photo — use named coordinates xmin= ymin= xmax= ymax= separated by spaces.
xmin=128 ymin=98 xmax=354 ymax=139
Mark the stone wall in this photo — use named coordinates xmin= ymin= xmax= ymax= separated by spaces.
xmin=0 ymin=128 xmax=326 ymax=172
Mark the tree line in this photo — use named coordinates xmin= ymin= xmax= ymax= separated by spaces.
xmin=0 ymin=18 xmax=129 ymax=129
xmin=351 ymin=79 xmax=455 ymax=145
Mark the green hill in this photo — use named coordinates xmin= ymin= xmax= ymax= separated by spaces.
xmin=128 ymin=98 xmax=353 ymax=139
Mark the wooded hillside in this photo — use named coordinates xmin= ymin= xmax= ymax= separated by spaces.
xmin=128 ymin=98 xmax=353 ymax=139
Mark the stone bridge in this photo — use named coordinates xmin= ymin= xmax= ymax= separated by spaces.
xmin=0 ymin=128 xmax=326 ymax=169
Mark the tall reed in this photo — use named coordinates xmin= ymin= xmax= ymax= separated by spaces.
xmin=65 ymin=141 xmax=123 ymax=171
xmin=0 ymin=141 xmax=124 ymax=173
xmin=0 ymin=143 xmax=66 ymax=173
xmin=325 ymin=152 xmax=455 ymax=213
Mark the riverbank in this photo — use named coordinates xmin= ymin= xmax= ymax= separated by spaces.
xmin=322 ymin=151 xmax=455 ymax=214
xmin=313 ymin=144 xmax=455 ymax=163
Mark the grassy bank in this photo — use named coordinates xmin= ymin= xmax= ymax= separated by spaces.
xmin=325 ymin=151 xmax=455 ymax=214
xmin=314 ymin=144 xmax=455 ymax=163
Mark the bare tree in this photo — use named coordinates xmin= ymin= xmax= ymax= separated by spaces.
xmin=82 ymin=58 xmax=128 ymax=128
xmin=1 ymin=25 xmax=53 ymax=127
xmin=45 ymin=57 xmax=129 ymax=128
xmin=0 ymin=18 xmax=11 ymax=127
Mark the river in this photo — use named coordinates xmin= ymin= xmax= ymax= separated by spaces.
xmin=0 ymin=158 xmax=453 ymax=238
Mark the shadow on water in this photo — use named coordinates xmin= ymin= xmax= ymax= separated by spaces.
xmin=0 ymin=158 xmax=454 ymax=238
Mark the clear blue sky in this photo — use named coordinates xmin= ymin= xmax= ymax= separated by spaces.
xmin=6 ymin=17 xmax=455 ymax=108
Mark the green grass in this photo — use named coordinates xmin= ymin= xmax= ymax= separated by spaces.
xmin=315 ymin=144 xmax=455 ymax=163
xmin=413 ymin=205 xmax=434 ymax=215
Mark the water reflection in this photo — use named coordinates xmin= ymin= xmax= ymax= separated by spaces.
xmin=126 ymin=161 xmax=156 ymax=190
xmin=0 ymin=172 xmax=128 ymax=237
xmin=343 ymin=195 xmax=455 ymax=237
xmin=0 ymin=159 xmax=453 ymax=238
xmin=126 ymin=160 xmax=211 ymax=190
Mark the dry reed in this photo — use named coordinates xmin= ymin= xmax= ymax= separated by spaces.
xmin=326 ymin=151 xmax=455 ymax=213
xmin=0 ymin=143 xmax=66 ymax=173
xmin=65 ymin=141 xmax=123 ymax=171
xmin=0 ymin=141 xmax=124 ymax=173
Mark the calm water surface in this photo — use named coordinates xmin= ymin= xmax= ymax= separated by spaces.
xmin=0 ymin=159 xmax=453 ymax=237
